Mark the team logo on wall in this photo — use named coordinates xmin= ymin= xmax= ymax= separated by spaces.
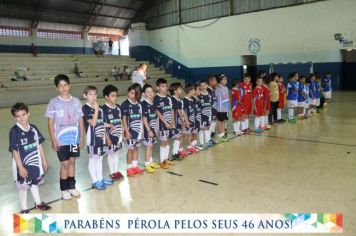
xmin=248 ymin=38 xmax=261 ymax=54
xmin=334 ymin=33 xmax=353 ymax=47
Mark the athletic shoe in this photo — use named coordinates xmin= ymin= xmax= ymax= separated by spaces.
xmin=217 ymin=136 xmax=228 ymax=142
xmin=19 ymin=209 xmax=30 ymax=214
xmin=102 ymin=178 xmax=113 ymax=186
xmin=61 ymin=190 xmax=72 ymax=200
xmin=150 ymin=162 xmax=161 ymax=168
xmin=255 ymin=128 xmax=264 ymax=133
xmin=133 ymin=167 xmax=144 ymax=175
xmin=171 ymin=154 xmax=183 ymax=161
xmin=265 ymin=125 xmax=271 ymax=130
xmin=178 ymin=150 xmax=189 ymax=158
xmin=288 ymin=119 xmax=296 ymax=124
xmin=193 ymin=146 xmax=200 ymax=152
xmin=242 ymin=129 xmax=250 ymax=135
xmin=92 ymin=181 xmax=106 ymax=190
xmin=127 ymin=168 xmax=136 ymax=177
xmin=237 ymin=131 xmax=242 ymax=136
xmin=206 ymin=141 xmax=213 ymax=148
xmin=160 ymin=162 xmax=169 ymax=169
xmin=68 ymin=188 xmax=81 ymax=197
xmin=195 ymin=145 xmax=204 ymax=151
xmin=165 ymin=160 xmax=175 ymax=165
xmin=187 ymin=147 xmax=198 ymax=154
xmin=210 ymin=139 xmax=217 ymax=145
xmin=112 ymin=172 xmax=124 ymax=181
xmin=35 ymin=202 xmax=51 ymax=211
xmin=145 ymin=165 xmax=155 ymax=173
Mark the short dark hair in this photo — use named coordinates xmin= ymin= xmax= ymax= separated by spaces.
xmin=131 ymin=83 xmax=142 ymax=94
xmin=54 ymin=74 xmax=70 ymax=87
xmin=289 ymin=72 xmax=297 ymax=79
xmin=199 ymin=80 xmax=208 ymax=86
xmin=142 ymin=84 xmax=153 ymax=93
xmin=243 ymin=73 xmax=251 ymax=79
xmin=156 ymin=78 xmax=167 ymax=87
xmin=208 ymin=75 xmax=217 ymax=82
xmin=103 ymin=84 xmax=118 ymax=97
xmin=128 ymin=83 xmax=137 ymax=92
xmin=184 ymin=84 xmax=194 ymax=94
xmin=270 ymin=72 xmax=278 ymax=80
xmin=306 ymin=77 xmax=311 ymax=84
xmin=84 ymin=85 xmax=97 ymax=95
xmin=308 ymin=73 xmax=315 ymax=79
xmin=11 ymin=102 xmax=29 ymax=117
xmin=169 ymin=82 xmax=182 ymax=95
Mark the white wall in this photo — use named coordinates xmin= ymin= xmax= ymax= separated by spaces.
xmin=131 ymin=0 xmax=356 ymax=67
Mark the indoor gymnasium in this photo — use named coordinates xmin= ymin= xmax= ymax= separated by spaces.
xmin=0 ymin=0 xmax=355 ymax=235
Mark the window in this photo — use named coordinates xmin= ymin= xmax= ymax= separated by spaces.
xmin=37 ymin=30 xmax=82 ymax=39
xmin=0 ymin=26 xmax=30 ymax=37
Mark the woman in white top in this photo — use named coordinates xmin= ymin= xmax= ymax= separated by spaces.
xmin=131 ymin=63 xmax=147 ymax=88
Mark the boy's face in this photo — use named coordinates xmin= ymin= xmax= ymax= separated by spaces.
xmin=200 ymin=82 xmax=208 ymax=91
xmin=128 ymin=89 xmax=136 ymax=100
xmin=221 ymin=78 xmax=227 ymax=86
xmin=256 ymin=79 xmax=263 ymax=86
xmin=244 ymin=77 xmax=251 ymax=84
xmin=56 ymin=80 xmax=70 ymax=96
xmin=84 ymin=90 xmax=97 ymax=103
xmin=311 ymin=76 xmax=315 ymax=81
xmin=327 ymin=74 xmax=331 ymax=78
xmin=157 ymin=83 xmax=168 ymax=94
xmin=144 ymin=87 xmax=154 ymax=100
xmin=14 ymin=110 xmax=30 ymax=125
xmin=175 ymin=86 xmax=183 ymax=96
xmin=301 ymin=78 xmax=306 ymax=83
xmin=105 ymin=91 xmax=117 ymax=104
xmin=209 ymin=78 xmax=217 ymax=87
xmin=195 ymin=87 xmax=201 ymax=96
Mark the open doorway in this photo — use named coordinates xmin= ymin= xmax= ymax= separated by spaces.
xmin=241 ymin=55 xmax=257 ymax=84
xmin=341 ymin=49 xmax=356 ymax=90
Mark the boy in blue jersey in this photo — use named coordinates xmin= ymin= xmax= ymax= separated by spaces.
xmin=154 ymin=78 xmax=175 ymax=168
xmin=183 ymin=84 xmax=199 ymax=154
xmin=83 ymin=86 xmax=113 ymax=190
xmin=102 ymin=85 xmax=124 ymax=181
xmin=141 ymin=84 xmax=161 ymax=173
xmin=207 ymin=75 xmax=218 ymax=139
xmin=297 ymin=76 xmax=308 ymax=119
xmin=10 ymin=103 xmax=51 ymax=213
xmin=122 ymin=84 xmax=144 ymax=177
xmin=198 ymin=80 xmax=213 ymax=147
xmin=286 ymin=72 xmax=299 ymax=123
xmin=308 ymin=73 xmax=317 ymax=115
xmin=193 ymin=85 xmax=204 ymax=150
xmin=315 ymin=75 xmax=322 ymax=113
xmin=322 ymin=72 xmax=332 ymax=107
xmin=45 ymin=74 xmax=84 ymax=200
xmin=170 ymin=82 xmax=189 ymax=160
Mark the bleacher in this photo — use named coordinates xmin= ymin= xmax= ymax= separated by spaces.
xmin=0 ymin=53 xmax=179 ymax=107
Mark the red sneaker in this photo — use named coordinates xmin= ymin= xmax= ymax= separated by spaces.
xmin=178 ymin=150 xmax=188 ymax=158
xmin=35 ymin=202 xmax=51 ymax=211
xmin=133 ymin=167 xmax=144 ymax=175
xmin=187 ymin=147 xmax=198 ymax=154
xmin=127 ymin=168 xmax=135 ymax=177
xmin=114 ymin=172 xmax=124 ymax=180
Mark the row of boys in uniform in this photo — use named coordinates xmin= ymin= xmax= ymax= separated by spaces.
xmin=9 ymin=72 xmax=332 ymax=213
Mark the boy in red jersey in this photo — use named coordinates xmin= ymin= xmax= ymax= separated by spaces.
xmin=238 ymin=73 xmax=253 ymax=134
xmin=231 ymin=80 xmax=244 ymax=135
xmin=276 ymin=74 xmax=286 ymax=123
xmin=253 ymin=77 xmax=265 ymax=133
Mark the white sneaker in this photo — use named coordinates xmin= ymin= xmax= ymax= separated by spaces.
xmin=61 ymin=190 xmax=72 ymax=200
xmin=68 ymin=188 xmax=81 ymax=197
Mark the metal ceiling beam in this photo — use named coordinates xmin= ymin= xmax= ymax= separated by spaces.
xmin=131 ymin=0 xmax=156 ymax=24
xmin=82 ymin=0 xmax=104 ymax=32
xmin=0 ymin=10 xmax=127 ymax=30
xmin=68 ymin=0 xmax=139 ymax=12
xmin=0 ymin=2 xmax=132 ymax=21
